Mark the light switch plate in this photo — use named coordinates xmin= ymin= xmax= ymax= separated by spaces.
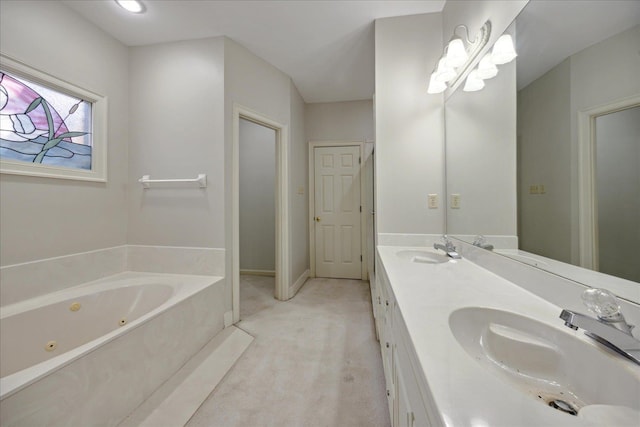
xmin=428 ymin=194 xmax=438 ymax=209
xmin=451 ymin=194 xmax=461 ymax=209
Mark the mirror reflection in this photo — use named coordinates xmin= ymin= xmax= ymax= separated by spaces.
xmin=445 ymin=0 xmax=640 ymax=300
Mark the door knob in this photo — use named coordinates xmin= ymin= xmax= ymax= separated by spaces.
xmin=314 ymin=216 xmax=321 ymax=222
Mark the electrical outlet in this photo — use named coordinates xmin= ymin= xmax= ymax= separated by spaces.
xmin=428 ymin=194 xmax=438 ymax=209
xmin=451 ymin=194 xmax=461 ymax=209
xmin=297 ymin=186 xmax=304 ymax=195
xmin=539 ymin=184 xmax=545 ymax=194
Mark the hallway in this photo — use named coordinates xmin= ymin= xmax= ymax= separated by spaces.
xmin=186 ymin=275 xmax=390 ymax=427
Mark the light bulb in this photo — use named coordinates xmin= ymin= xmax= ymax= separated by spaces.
xmin=463 ymin=70 xmax=485 ymax=92
xmin=427 ymin=73 xmax=447 ymax=94
xmin=445 ymin=38 xmax=468 ymax=68
xmin=115 ymin=0 xmax=145 ymax=13
xmin=434 ymin=58 xmax=456 ymax=83
xmin=476 ymin=54 xmax=498 ymax=80
xmin=491 ymin=34 xmax=517 ymax=65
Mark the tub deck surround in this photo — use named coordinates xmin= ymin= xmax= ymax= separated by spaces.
xmin=0 ymin=272 xmax=225 ymax=427
xmin=0 ymin=246 xmax=128 ymax=306
xmin=376 ymin=245 xmax=640 ymax=427
xmin=0 ymin=245 xmax=226 ymax=306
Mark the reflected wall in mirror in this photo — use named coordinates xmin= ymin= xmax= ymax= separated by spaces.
xmin=445 ymin=0 xmax=640 ymax=301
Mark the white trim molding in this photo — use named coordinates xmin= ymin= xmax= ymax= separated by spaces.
xmin=289 ymin=268 xmax=310 ymax=297
xmin=232 ymin=104 xmax=289 ymax=324
xmin=577 ymin=94 xmax=640 ymax=270
xmin=240 ymin=269 xmax=276 ymax=277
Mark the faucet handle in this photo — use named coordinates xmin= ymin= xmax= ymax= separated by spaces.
xmin=473 ymin=235 xmax=486 ymax=246
xmin=581 ymin=288 xmax=621 ymax=319
xmin=441 ymin=235 xmax=455 ymax=251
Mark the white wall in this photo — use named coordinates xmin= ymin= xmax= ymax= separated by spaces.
xmin=446 ymin=58 xmax=517 ymax=237
xmin=305 ymin=100 xmax=373 ymax=142
xmin=224 ymin=38 xmax=308 ymax=295
xmin=518 ymin=25 xmax=640 ymax=265
xmin=0 ymin=0 xmax=129 ymax=266
xmin=239 ymin=119 xmax=276 ymax=271
xmin=128 ymin=38 xmax=226 ymax=250
xmin=596 ymin=106 xmax=640 ymax=282
xmin=374 ymin=13 xmax=444 ymax=235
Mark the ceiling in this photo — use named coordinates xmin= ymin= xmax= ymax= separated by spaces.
xmin=62 ymin=0 xmax=445 ymax=104
xmin=516 ymin=0 xmax=640 ymax=90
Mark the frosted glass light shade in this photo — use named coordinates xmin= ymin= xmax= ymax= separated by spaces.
xmin=491 ymin=34 xmax=517 ymax=65
xmin=434 ymin=58 xmax=456 ymax=83
xmin=445 ymin=38 xmax=468 ymax=68
xmin=427 ymin=73 xmax=447 ymax=94
xmin=477 ymin=54 xmax=498 ymax=79
xmin=463 ymin=70 xmax=485 ymax=92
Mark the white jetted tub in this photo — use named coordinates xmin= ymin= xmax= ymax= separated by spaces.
xmin=0 ymin=272 xmax=225 ymax=427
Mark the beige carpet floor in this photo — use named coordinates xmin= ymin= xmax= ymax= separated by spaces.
xmin=185 ymin=275 xmax=390 ymax=427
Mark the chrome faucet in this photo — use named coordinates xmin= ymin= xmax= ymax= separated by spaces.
xmin=472 ymin=235 xmax=494 ymax=251
xmin=433 ymin=235 xmax=461 ymax=259
xmin=560 ymin=288 xmax=640 ymax=365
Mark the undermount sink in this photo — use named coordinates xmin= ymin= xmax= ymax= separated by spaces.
xmin=395 ymin=250 xmax=449 ymax=264
xmin=449 ymin=307 xmax=640 ymax=420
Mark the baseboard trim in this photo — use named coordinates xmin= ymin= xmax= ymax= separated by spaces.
xmin=289 ymin=269 xmax=309 ymax=299
xmin=240 ymin=269 xmax=275 ymax=277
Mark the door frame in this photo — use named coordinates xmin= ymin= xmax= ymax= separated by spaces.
xmin=577 ymin=94 xmax=640 ymax=270
xmin=308 ymin=140 xmax=366 ymax=280
xmin=233 ymin=104 xmax=289 ymax=324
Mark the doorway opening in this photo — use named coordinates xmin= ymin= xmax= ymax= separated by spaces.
xmin=232 ymin=105 xmax=289 ymax=323
xmin=578 ymin=94 xmax=640 ymax=279
xmin=239 ymin=118 xmax=276 ymax=318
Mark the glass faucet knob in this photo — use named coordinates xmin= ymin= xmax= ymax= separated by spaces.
xmin=581 ymin=288 xmax=620 ymax=318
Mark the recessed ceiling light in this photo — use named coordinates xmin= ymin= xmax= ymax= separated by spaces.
xmin=115 ymin=0 xmax=145 ymax=14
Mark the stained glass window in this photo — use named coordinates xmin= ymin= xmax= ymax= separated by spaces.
xmin=1 ymin=71 xmax=92 ymax=169
xmin=0 ymin=55 xmax=107 ymax=182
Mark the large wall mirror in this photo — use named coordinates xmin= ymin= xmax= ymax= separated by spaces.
xmin=445 ymin=0 xmax=640 ymax=302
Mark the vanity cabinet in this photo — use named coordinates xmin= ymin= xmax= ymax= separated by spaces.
xmin=392 ymin=320 xmax=432 ymax=427
xmin=376 ymin=263 xmax=396 ymax=419
xmin=375 ymin=255 xmax=433 ymax=427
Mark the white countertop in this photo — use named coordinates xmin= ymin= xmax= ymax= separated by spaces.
xmin=376 ymin=245 xmax=640 ymax=427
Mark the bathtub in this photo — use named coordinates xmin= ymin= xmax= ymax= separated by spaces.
xmin=0 ymin=271 xmax=226 ymax=426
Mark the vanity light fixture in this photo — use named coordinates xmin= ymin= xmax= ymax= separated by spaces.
xmin=463 ymin=70 xmax=485 ymax=92
xmin=115 ymin=0 xmax=146 ymax=14
xmin=444 ymin=38 xmax=469 ymax=68
xmin=491 ymin=34 xmax=517 ymax=65
xmin=434 ymin=58 xmax=457 ymax=83
xmin=427 ymin=20 xmax=492 ymax=94
xmin=460 ymin=32 xmax=517 ymax=93
xmin=476 ymin=54 xmax=498 ymax=80
xmin=427 ymin=73 xmax=448 ymax=94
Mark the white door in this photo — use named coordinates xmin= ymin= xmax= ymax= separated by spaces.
xmin=314 ymin=146 xmax=362 ymax=279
